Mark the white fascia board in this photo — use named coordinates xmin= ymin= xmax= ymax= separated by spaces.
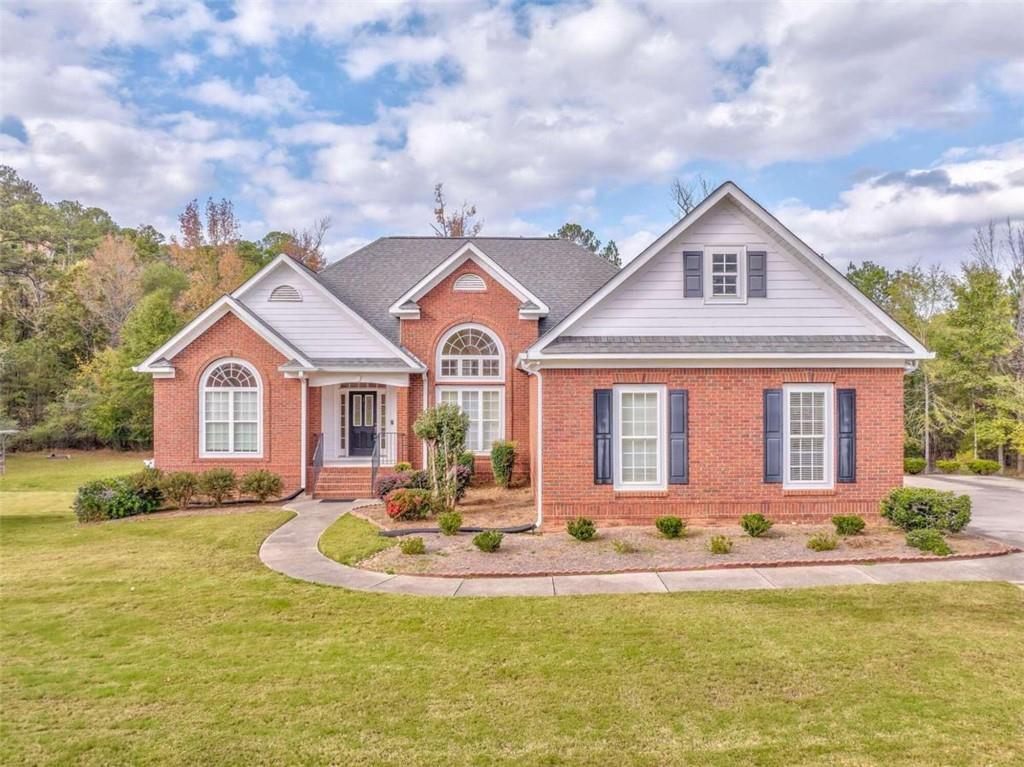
xmin=526 ymin=181 xmax=931 ymax=358
xmin=388 ymin=242 xmax=550 ymax=317
xmin=232 ymin=254 xmax=425 ymax=371
xmin=525 ymin=355 xmax=914 ymax=369
xmin=134 ymin=296 xmax=314 ymax=373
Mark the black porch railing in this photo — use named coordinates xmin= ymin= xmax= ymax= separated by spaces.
xmin=311 ymin=432 xmax=324 ymax=494
xmin=371 ymin=432 xmax=407 ymax=495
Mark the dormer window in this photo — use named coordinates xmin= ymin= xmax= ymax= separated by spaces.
xmin=454 ymin=274 xmax=486 ymax=292
xmin=703 ymin=246 xmax=746 ymax=303
xmin=269 ymin=285 xmax=302 ymax=302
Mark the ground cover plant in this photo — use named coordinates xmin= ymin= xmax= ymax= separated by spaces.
xmin=832 ymin=515 xmax=866 ymax=536
xmin=472 ymin=529 xmax=503 ymax=552
xmin=740 ymin=513 xmax=773 ymax=538
xmin=2 ymin=451 xmax=1023 ymax=766
xmin=906 ymin=528 xmax=954 ymax=556
xmin=807 ymin=532 xmax=838 ymax=552
xmin=567 ymin=517 xmax=597 ymax=541
xmin=655 ymin=515 xmax=686 ymax=539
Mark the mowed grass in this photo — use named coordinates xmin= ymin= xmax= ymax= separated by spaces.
xmin=0 ymin=450 xmax=149 ymax=492
xmin=319 ymin=513 xmax=395 ymax=565
xmin=2 ymin=454 xmax=1023 ymax=765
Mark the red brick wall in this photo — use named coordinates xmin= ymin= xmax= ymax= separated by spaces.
xmin=539 ymin=367 xmax=904 ymax=529
xmin=153 ymin=312 xmax=305 ymax=492
xmin=400 ymin=259 xmax=538 ymax=480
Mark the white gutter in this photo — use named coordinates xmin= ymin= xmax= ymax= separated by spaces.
xmin=300 ymin=374 xmax=308 ymax=493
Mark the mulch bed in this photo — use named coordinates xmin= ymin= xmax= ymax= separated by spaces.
xmin=352 ymin=485 xmax=535 ymax=531
xmin=356 ymin=523 xmax=1018 ymax=577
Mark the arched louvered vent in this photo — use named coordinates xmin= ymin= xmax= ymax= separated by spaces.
xmin=453 ymin=274 xmax=486 ymax=292
xmin=269 ymin=284 xmax=302 ymax=302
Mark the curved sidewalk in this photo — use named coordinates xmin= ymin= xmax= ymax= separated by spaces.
xmin=259 ymin=498 xmax=1024 ymax=597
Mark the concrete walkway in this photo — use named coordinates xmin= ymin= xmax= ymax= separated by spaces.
xmin=259 ymin=498 xmax=1024 ymax=597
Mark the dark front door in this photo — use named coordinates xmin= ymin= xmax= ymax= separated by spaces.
xmin=348 ymin=391 xmax=377 ymax=456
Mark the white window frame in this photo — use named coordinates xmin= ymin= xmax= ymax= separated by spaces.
xmin=612 ymin=384 xmax=666 ymax=492
xmin=703 ymin=245 xmax=747 ymax=304
xmin=199 ymin=358 xmax=263 ymax=458
xmin=436 ymin=386 xmax=505 ymax=455
xmin=783 ymin=383 xmax=834 ymax=489
xmin=436 ymin=323 xmax=505 ymax=382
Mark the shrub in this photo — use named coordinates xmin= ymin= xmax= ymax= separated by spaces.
xmin=490 ymin=440 xmax=517 ymax=488
xmin=107 ymin=479 xmax=158 ymax=519
xmin=567 ymin=517 xmax=597 ymax=541
xmin=740 ymin=513 xmax=773 ymax=538
xmin=473 ymin=530 xmax=503 ymax=552
xmin=74 ymin=479 xmax=117 ymax=522
xmin=374 ymin=470 xmax=415 ymax=500
xmin=438 ymin=511 xmax=462 ymax=536
xmin=807 ymin=532 xmax=838 ymax=552
xmin=126 ymin=468 xmax=164 ymax=510
xmin=161 ymin=471 xmax=199 ymax=509
xmin=393 ymin=461 xmax=413 ymax=472
xmin=880 ymin=487 xmax=971 ymax=533
xmin=414 ymin=403 xmax=469 ymax=511
xmin=239 ymin=470 xmax=283 ymax=502
xmin=613 ymin=539 xmax=640 ymax=554
xmin=832 ymin=515 xmax=866 ymax=536
xmin=936 ymin=459 xmax=961 ymax=474
xmin=708 ymin=535 xmax=733 ymax=554
xmin=903 ymin=457 xmax=926 ymax=475
xmin=453 ymin=465 xmax=472 ymax=501
xmin=966 ymin=458 xmax=1000 ymax=475
xmin=458 ymin=451 xmax=475 ymax=474
xmin=906 ymin=528 xmax=952 ymax=556
xmin=400 ymin=537 xmax=426 ymax=555
xmin=407 ymin=470 xmax=430 ymax=490
xmin=385 ymin=488 xmax=437 ymax=520
xmin=198 ymin=468 xmax=237 ymax=505
xmin=655 ymin=516 xmax=686 ymax=539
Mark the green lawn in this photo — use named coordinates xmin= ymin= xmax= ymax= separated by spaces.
xmin=0 ymin=449 xmax=149 ymax=492
xmin=2 ymin=453 xmax=1023 ymax=765
xmin=319 ymin=513 xmax=395 ymax=565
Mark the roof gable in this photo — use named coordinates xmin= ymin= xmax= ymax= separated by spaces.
xmin=525 ymin=182 xmax=931 ymax=361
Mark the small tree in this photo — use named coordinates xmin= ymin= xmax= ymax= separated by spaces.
xmin=413 ymin=403 xmax=469 ymax=511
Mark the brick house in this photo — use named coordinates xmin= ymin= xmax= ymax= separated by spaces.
xmin=136 ymin=182 xmax=931 ymax=528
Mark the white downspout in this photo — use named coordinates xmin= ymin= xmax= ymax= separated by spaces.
xmin=421 ymin=371 xmax=429 ymax=468
xmin=300 ymin=374 xmax=308 ymax=493
xmin=520 ymin=360 xmax=543 ymax=530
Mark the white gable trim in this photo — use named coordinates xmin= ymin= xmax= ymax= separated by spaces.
xmin=133 ymin=296 xmax=314 ymax=375
xmin=232 ymin=254 xmax=424 ymax=370
xmin=525 ymin=182 xmax=931 ymax=360
xmin=388 ymin=242 xmax=550 ymax=319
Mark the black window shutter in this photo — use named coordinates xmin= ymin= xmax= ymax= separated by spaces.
xmin=764 ymin=389 xmax=783 ymax=483
xmin=748 ymin=251 xmax=767 ymax=297
xmin=837 ymin=389 xmax=856 ymax=483
xmin=594 ymin=389 xmax=613 ymax=485
xmin=668 ymin=390 xmax=689 ymax=484
xmin=683 ymin=251 xmax=703 ymax=297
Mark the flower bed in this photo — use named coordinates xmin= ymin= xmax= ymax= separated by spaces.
xmin=355 ymin=524 xmax=1015 ymax=577
xmin=353 ymin=484 xmax=535 ymax=532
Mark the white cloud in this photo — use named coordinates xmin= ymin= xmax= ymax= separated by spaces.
xmin=191 ymin=75 xmax=309 ymax=116
xmin=166 ymin=52 xmax=200 ymax=76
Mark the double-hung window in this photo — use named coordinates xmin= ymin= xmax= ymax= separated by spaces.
xmin=200 ymin=360 xmax=261 ymax=457
xmin=614 ymin=385 xmax=665 ymax=490
xmin=783 ymin=384 xmax=833 ymax=488
xmin=704 ymin=246 xmax=746 ymax=302
xmin=438 ymin=387 xmax=503 ymax=454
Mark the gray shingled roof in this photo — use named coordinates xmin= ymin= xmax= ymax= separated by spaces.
xmin=543 ymin=335 xmax=913 ymax=355
xmin=279 ymin=357 xmax=416 ymax=371
xmin=317 ymin=237 xmax=619 ymax=344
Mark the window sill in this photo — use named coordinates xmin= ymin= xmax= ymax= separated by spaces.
xmin=782 ymin=487 xmax=837 ymax=497
xmin=614 ymin=490 xmax=669 ymax=498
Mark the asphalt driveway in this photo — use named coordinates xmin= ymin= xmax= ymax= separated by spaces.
xmin=905 ymin=474 xmax=1024 ymax=548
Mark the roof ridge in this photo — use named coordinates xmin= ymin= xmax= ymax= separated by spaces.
xmin=380 ymin=235 xmax=562 ymax=241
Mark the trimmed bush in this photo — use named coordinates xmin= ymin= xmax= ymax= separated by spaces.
xmin=567 ymin=517 xmax=597 ymax=541
xmin=740 ymin=513 xmax=773 ymax=538
xmin=438 ymin=511 xmax=462 ymax=535
xmin=74 ymin=475 xmax=162 ymax=522
xmin=880 ymin=487 xmax=971 ymax=533
xmin=107 ymin=479 xmax=159 ymax=518
xmin=394 ymin=461 xmax=413 ymax=472
xmin=708 ymin=535 xmax=733 ymax=555
xmin=807 ymin=532 xmax=838 ymax=552
xmin=936 ymin=459 xmax=961 ymax=474
xmin=385 ymin=488 xmax=437 ymax=520
xmin=906 ymin=528 xmax=952 ymax=556
xmin=374 ymin=470 xmax=415 ymax=500
xmin=655 ymin=516 xmax=686 ymax=539
xmin=453 ymin=465 xmax=472 ymax=501
xmin=903 ymin=457 xmax=925 ymax=475
xmin=239 ymin=470 xmax=283 ymax=502
xmin=126 ymin=468 xmax=164 ymax=510
xmin=74 ymin=479 xmax=117 ymax=522
xmin=198 ymin=468 xmax=237 ymax=505
xmin=161 ymin=471 xmax=199 ymax=509
xmin=490 ymin=440 xmax=517 ymax=488
xmin=473 ymin=530 xmax=503 ymax=552
xmin=966 ymin=459 xmax=1000 ymax=475
xmin=832 ymin=515 xmax=866 ymax=536
xmin=400 ymin=537 xmax=426 ymax=555
xmin=458 ymin=451 xmax=475 ymax=474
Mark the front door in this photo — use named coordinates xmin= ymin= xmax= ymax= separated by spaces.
xmin=348 ymin=391 xmax=377 ymax=456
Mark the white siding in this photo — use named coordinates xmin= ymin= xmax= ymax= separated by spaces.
xmin=568 ymin=200 xmax=886 ymax=336
xmin=242 ymin=264 xmax=394 ymax=358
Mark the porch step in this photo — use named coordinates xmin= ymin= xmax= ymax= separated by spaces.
xmin=313 ymin=467 xmax=375 ymax=499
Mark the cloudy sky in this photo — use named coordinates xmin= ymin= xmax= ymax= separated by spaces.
xmin=2 ymin=0 xmax=1022 ymax=269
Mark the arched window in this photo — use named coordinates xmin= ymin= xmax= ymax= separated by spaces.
xmin=269 ymin=284 xmax=302 ymax=302
xmin=453 ymin=273 xmax=486 ymax=292
xmin=438 ymin=325 xmax=502 ymax=379
xmin=200 ymin=360 xmax=261 ymax=456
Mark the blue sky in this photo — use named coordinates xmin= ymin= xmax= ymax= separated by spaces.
xmin=1 ymin=0 xmax=1022 ymax=268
